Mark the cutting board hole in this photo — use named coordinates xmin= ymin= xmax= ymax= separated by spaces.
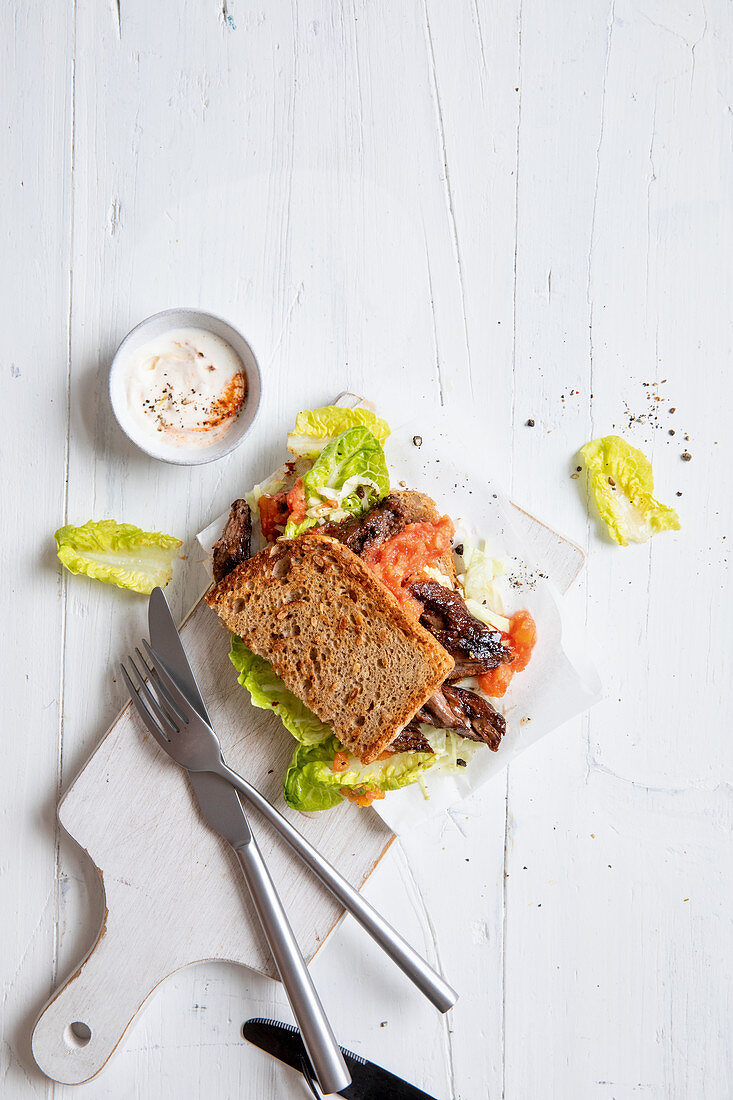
xmin=64 ymin=1022 xmax=92 ymax=1048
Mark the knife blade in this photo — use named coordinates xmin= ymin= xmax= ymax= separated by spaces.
xmin=147 ymin=589 xmax=252 ymax=844
xmin=243 ymin=1018 xmax=442 ymax=1100
xmin=148 ymin=587 xmax=213 ymax=724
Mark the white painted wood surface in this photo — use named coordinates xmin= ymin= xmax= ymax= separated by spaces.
xmin=2 ymin=1 xmax=731 ymax=1097
xmin=28 ymin=485 xmax=582 ymax=1085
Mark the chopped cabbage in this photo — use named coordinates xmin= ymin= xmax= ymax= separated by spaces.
xmin=455 ymin=540 xmax=509 ymax=629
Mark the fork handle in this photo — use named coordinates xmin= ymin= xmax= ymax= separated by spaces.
xmin=219 ymin=762 xmax=457 ymax=1014
xmin=233 ymin=834 xmax=350 ymax=1096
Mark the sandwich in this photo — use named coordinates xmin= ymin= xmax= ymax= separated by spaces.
xmin=205 ymin=405 xmax=537 ymax=811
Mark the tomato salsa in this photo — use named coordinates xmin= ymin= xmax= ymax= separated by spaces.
xmin=478 ymin=609 xmax=537 ymax=698
xmin=258 ymin=476 xmax=307 ymax=540
xmin=342 ymin=784 xmax=385 ymax=807
xmin=363 ymin=516 xmax=455 ymax=618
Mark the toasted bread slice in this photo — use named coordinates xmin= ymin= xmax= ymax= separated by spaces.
xmin=205 ymin=533 xmax=454 ymax=764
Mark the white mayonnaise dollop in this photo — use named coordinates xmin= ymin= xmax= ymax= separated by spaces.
xmin=123 ymin=327 xmax=247 ymax=448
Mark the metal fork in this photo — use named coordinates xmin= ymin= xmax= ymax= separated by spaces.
xmin=121 ymin=650 xmax=350 ymax=1096
xmin=122 ymin=642 xmax=457 ymax=1015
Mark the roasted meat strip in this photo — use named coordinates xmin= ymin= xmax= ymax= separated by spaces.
xmin=409 ymin=580 xmax=512 ymax=668
xmin=212 ymin=499 xmax=252 ymax=582
xmin=441 ymin=685 xmax=506 ymax=751
xmin=389 ymin=724 xmax=434 ymax=754
xmin=444 ymin=655 xmax=505 ymax=681
xmin=411 ymin=685 xmax=507 ymax=752
xmin=323 ymin=493 xmax=410 ymax=555
xmin=421 ymin=690 xmax=469 ymax=730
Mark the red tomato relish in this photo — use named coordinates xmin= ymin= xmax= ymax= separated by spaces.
xmin=363 ymin=516 xmax=455 ymax=618
xmin=478 ymin=609 xmax=537 ymax=698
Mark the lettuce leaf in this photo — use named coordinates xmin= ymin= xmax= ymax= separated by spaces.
xmin=287 ymin=405 xmax=390 ymax=458
xmin=229 ymin=636 xmax=332 ymax=745
xmin=284 ymin=426 xmax=390 ymax=536
xmin=579 ymin=435 xmax=681 ymax=546
xmin=283 ymin=736 xmax=349 ymax=811
xmin=283 ymin=734 xmax=437 ymax=812
xmin=55 ymin=520 xmax=181 ymax=594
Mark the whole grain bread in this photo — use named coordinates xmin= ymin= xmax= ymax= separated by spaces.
xmin=205 ymin=533 xmax=454 ymax=764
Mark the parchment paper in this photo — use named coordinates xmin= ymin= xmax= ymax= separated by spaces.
xmin=198 ymin=414 xmax=601 ymax=835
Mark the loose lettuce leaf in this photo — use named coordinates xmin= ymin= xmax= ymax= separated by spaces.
xmin=579 ymin=435 xmax=681 ymax=546
xmin=287 ymin=405 xmax=390 ymax=458
xmin=283 ymin=426 xmax=390 ymax=536
xmin=283 ymin=734 xmax=437 ymax=812
xmin=55 ymin=520 xmax=181 ymax=594
xmin=229 ymin=636 xmax=331 ymax=745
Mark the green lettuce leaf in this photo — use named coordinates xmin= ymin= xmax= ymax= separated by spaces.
xmin=579 ymin=435 xmax=681 ymax=546
xmin=287 ymin=405 xmax=390 ymax=458
xmin=229 ymin=636 xmax=332 ymax=745
xmin=283 ymin=425 xmax=390 ymax=537
xmin=283 ymin=734 xmax=437 ymax=812
xmin=283 ymin=736 xmax=348 ymax=811
xmin=55 ymin=520 xmax=181 ymax=594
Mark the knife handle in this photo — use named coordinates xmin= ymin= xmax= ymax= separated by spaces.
xmin=234 ymin=833 xmax=350 ymax=1096
xmin=220 ymin=762 xmax=458 ymax=1014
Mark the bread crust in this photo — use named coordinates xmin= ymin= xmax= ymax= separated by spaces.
xmin=206 ymin=533 xmax=454 ymax=763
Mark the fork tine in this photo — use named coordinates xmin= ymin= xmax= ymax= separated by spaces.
xmin=142 ymin=640 xmax=204 ymax=727
xmin=120 ymin=663 xmax=172 ymax=749
xmin=126 ymin=654 xmax=181 ymax=736
xmin=134 ymin=646 xmax=187 ymax=726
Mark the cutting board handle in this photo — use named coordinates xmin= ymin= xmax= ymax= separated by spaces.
xmin=31 ymin=912 xmax=165 ymax=1085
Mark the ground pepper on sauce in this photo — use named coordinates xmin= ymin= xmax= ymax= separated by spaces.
xmin=205 ymin=373 xmax=247 ymax=430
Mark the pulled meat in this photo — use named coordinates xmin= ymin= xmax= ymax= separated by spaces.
xmin=390 ymin=724 xmax=434 ymax=754
xmin=421 ymin=691 xmax=469 ymax=731
xmin=212 ymin=500 xmax=252 ymax=582
xmin=444 ymin=656 xmax=506 ymax=681
xmin=414 ymin=686 xmax=506 ymax=751
xmin=442 ymin=685 xmax=506 ymax=751
xmin=409 ymin=580 xmax=512 ymax=668
xmin=323 ymin=493 xmax=409 ymax=556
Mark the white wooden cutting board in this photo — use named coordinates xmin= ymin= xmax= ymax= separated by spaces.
xmin=31 ymin=509 xmax=583 ymax=1086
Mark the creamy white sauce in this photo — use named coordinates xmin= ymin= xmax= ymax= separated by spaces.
xmin=123 ymin=327 xmax=247 ymax=448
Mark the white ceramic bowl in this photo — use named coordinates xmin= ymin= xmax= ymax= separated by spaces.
xmin=109 ymin=308 xmax=262 ymax=466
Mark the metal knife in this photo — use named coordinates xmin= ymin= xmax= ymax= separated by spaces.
xmin=147 ymin=593 xmax=351 ymax=1096
xmin=243 ymin=1018 xmax=442 ymax=1100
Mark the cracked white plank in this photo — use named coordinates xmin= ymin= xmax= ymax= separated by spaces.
xmin=52 ymin=0 xmax=78 ymax=993
xmin=395 ymin=843 xmax=457 ymax=1100
xmin=509 ymin=0 xmax=523 ymax=477
xmin=421 ymin=0 xmax=474 ymax=400
xmin=110 ymin=0 xmax=121 ymax=39
xmin=690 ymin=0 xmax=708 ymax=91
xmin=422 ymin=224 xmax=445 ymax=406
xmin=586 ymin=0 xmax=616 ymax=441
xmin=266 ymin=282 xmax=305 ymax=368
